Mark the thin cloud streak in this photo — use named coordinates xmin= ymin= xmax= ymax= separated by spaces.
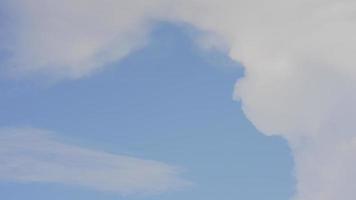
xmin=0 ymin=128 xmax=189 ymax=195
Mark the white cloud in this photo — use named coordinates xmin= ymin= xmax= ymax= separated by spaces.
xmin=3 ymin=0 xmax=356 ymax=199
xmin=1 ymin=0 xmax=168 ymax=79
xmin=0 ymin=128 xmax=189 ymax=195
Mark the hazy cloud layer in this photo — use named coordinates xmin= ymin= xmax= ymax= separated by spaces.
xmin=1 ymin=0 xmax=167 ymax=78
xmin=0 ymin=128 xmax=188 ymax=194
xmin=2 ymin=0 xmax=356 ymax=199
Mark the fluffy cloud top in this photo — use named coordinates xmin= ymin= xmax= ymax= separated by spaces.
xmin=2 ymin=0 xmax=356 ymax=199
xmin=0 ymin=128 xmax=188 ymax=194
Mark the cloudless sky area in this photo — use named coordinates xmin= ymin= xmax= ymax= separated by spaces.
xmin=0 ymin=23 xmax=294 ymax=200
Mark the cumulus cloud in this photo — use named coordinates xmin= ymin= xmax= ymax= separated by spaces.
xmin=0 ymin=128 xmax=188 ymax=194
xmin=2 ymin=0 xmax=356 ymax=199
xmin=175 ymin=1 xmax=356 ymax=199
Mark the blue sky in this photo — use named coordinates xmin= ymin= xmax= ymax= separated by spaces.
xmin=4 ymin=1 xmax=356 ymax=199
xmin=0 ymin=23 xmax=294 ymax=200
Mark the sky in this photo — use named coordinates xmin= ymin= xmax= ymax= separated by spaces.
xmin=2 ymin=1 xmax=356 ymax=200
xmin=0 ymin=23 xmax=294 ymax=199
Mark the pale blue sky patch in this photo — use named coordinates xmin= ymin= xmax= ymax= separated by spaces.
xmin=0 ymin=23 xmax=294 ymax=200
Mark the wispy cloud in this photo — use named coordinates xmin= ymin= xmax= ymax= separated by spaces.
xmin=3 ymin=1 xmax=356 ymax=199
xmin=0 ymin=128 xmax=189 ymax=195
